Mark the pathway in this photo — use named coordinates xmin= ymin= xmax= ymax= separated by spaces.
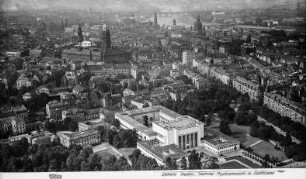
xmin=257 ymin=116 xmax=301 ymax=144
xmin=248 ymin=140 xmax=262 ymax=148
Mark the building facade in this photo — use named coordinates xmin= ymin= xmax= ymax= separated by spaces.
xmin=264 ymin=92 xmax=306 ymax=125
xmin=115 ymin=105 xmax=204 ymax=150
xmin=232 ymin=76 xmax=260 ymax=101
xmin=57 ymin=129 xmax=101 ymax=147
xmin=203 ymin=128 xmax=240 ymax=155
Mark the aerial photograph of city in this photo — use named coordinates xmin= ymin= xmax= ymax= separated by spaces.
xmin=0 ymin=0 xmax=305 ymax=174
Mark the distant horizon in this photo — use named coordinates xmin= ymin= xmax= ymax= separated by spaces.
xmin=1 ymin=0 xmax=304 ymax=12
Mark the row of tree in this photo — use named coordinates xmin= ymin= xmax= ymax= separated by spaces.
xmin=162 ymin=79 xmax=246 ymax=125
xmin=237 ymin=102 xmax=306 ymax=161
xmin=99 ymin=128 xmax=138 ymax=149
xmin=0 ymin=140 xmax=132 ymax=172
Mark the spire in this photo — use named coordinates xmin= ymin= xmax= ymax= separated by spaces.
xmin=78 ymin=25 xmax=83 ymax=43
xmin=101 ymin=23 xmax=111 ymax=51
xmin=197 ymin=14 xmax=201 ymax=21
xmin=102 ymin=23 xmax=107 ymax=31
xmin=194 ymin=15 xmax=202 ymax=34
xmin=173 ymin=19 xmax=176 ymax=26
xmin=154 ymin=12 xmax=158 ymax=25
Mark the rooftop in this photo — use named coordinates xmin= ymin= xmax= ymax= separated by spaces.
xmin=122 ymin=105 xmax=181 ymax=119
xmin=203 ymin=128 xmax=240 ymax=148
xmin=57 ymin=129 xmax=99 ymax=140
xmin=154 ymin=116 xmax=202 ymax=130
xmin=138 ymin=139 xmax=186 ymax=161
xmin=115 ymin=112 xmax=157 ymax=137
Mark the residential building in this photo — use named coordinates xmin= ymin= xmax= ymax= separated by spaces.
xmin=62 ymin=108 xmax=85 ymax=122
xmin=0 ymin=105 xmax=28 ymax=135
xmin=194 ymin=77 xmax=211 ymax=90
xmin=57 ymin=129 xmax=101 ymax=147
xmin=232 ymin=76 xmax=260 ymax=101
xmin=16 ymin=74 xmax=32 ymax=90
xmin=264 ymin=92 xmax=306 ymax=125
xmin=78 ymin=119 xmax=110 ymax=132
xmin=150 ymin=87 xmax=169 ymax=102
xmin=46 ymin=100 xmax=71 ymax=120
xmin=87 ymin=62 xmax=130 ymax=76
xmin=182 ymin=50 xmax=195 ymax=67
xmin=210 ymin=67 xmax=231 ymax=85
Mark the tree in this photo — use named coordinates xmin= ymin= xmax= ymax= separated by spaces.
xmin=165 ymin=157 xmax=173 ymax=170
xmin=246 ymin=113 xmax=257 ymax=125
xmin=283 ymin=132 xmax=292 ymax=147
xmin=116 ymin=156 xmax=130 ymax=170
xmin=68 ymin=119 xmax=78 ymax=132
xmin=142 ymin=115 xmax=149 ymax=127
xmin=165 ymin=157 xmax=177 ymax=170
xmin=188 ymin=150 xmax=201 ymax=169
xmin=202 ymin=157 xmax=219 ymax=169
xmin=250 ymin=120 xmax=260 ymax=137
xmin=258 ymin=126 xmax=272 ymax=140
xmin=113 ymin=135 xmax=121 ymax=149
xmin=88 ymin=153 xmax=101 ymax=170
xmin=80 ymin=161 xmax=90 ymax=171
xmin=129 ymin=149 xmax=141 ymax=162
xmin=204 ymin=113 xmax=212 ymax=126
xmin=180 ymin=156 xmax=187 ymax=170
xmin=219 ymin=119 xmax=231 ymax=135
xmin=108 ymin=118 xmax=120 ymax=129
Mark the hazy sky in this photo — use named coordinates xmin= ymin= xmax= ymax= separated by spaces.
xmin=1 ymin=0 xmax=302 ymax=12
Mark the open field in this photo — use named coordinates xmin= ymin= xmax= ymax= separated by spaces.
xmin=225 ymin=156 xmax=262 ymax=168
xmin=95 ymin=148 xmax=121 ymax=159
xmin=117 ymin=148 xmax=136 ymax=159
xmin=251 ymin=140 xmax=288 ymax=161
xmin=219 ymin=161 xmax=248 ymax=169
xmin=229 ymin=124 xmax=259 ymax=147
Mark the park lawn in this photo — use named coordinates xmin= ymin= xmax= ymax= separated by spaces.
xmin=95 ymin=148 xmax=121 ymax=160
xmin=117 ymin=148 xmax=136 ymax=159
xmin=251 ymin=140 xmax=288 ymax=161
xmin=229 ymin=124 xmax=259 ymax=147
xmin=219 ymin=161 xmax=248 ymax=169
xmin=225 ymin=156 xmax=262 ymax=168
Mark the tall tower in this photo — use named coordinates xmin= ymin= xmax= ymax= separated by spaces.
xmin=154 ymin=12 xmax=158 ymax=25
xmin=131 ymin=13 xmax=136 ymax=24
xmin=194 ymin=15 xmax=202 ymax=34
xmin=173 ymin=19 xmax=176 ymax=26
xmin=101 ymin=24 xmax=111 ymax=50
xmin=78 ymin=25 xmax=83 ymax=43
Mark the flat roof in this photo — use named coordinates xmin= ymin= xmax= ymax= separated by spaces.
xmin=57 ymin=129 xmax=99 ymax=140
xmin=138 ymin=139 xmax=186 ymax=161
xmin=204 ymin=128 xmax=240 ymax=147
xmin=154 ymin=116 xmax=202 ymax=130
xmin=122 ymin=105 xmax=179 ymax=117
xmin=115 ymin=112 xmax=156 ymax=137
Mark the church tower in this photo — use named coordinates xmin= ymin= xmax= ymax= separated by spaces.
xmin=101 ymin=23 xmax=111 ymax=50
xmin=173 ymin=19 xmax=176 ymax=26
xmin=77 ymin=25 xmax=83 ymax=43
xmin=194 ymin=15 xmax=202 ymax=34
xmin=154 ymin=12 xmax=158 ymax=26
